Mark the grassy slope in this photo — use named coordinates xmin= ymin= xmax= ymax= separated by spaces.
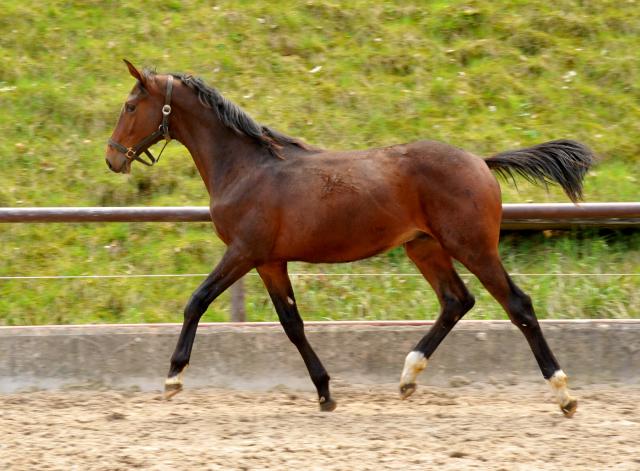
xmin=0 ymin=0 xmax=639 ymax=325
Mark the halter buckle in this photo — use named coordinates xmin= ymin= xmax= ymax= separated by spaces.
xmin=162 ymin=105 xmax=171 ymax=116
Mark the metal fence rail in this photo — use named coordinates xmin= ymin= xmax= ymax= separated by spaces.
xmin=1 ymin=203 xmax=640 ymax=228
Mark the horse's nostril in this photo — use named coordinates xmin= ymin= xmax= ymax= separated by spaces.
xmin=105 ymin=158 xmax=113 ymax=170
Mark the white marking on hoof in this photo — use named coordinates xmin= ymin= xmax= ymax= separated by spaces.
xmin=165 ymin=365 xmax=187 ymax=387
xmin=164 ymin=365 xmax=188 ymax=400
xmin=545 ymin=370 xmax=575 ymax=408
xmin=287 ymin=296 xmax=295 ymax=306
xmin=399 ymin=351 xmax=427 ymax=388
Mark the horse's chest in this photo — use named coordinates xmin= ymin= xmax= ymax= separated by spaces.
xmin=209 ymin=206 xmax=234 ymax=246
xmin=210 ymin=220 xmax=230 ymax=245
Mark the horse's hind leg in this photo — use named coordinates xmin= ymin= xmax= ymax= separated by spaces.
xmin=450 ymin=241 xmax=578 ymax=417
xmin=399 ymin=235 xmax=476 ymax=399
xmin=257 ymin=262 xmax=336 ymax=412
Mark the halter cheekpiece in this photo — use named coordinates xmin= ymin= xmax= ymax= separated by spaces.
xmin=107 ymin=75 xmax=174 ymax=167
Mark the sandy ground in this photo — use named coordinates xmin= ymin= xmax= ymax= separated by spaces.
xmin=1 ymin=381 xmax=639 ymax=471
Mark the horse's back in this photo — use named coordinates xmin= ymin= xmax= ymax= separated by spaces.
xmin=256 ymin=140 xmax=502 ymax=261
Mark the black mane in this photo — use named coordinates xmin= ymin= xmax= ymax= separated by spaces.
xmin=143 ymin=69 xmax=307 ymax=158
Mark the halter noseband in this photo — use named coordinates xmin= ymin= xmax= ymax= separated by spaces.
xmin=107 ymin=75 xmax=174 ymax=167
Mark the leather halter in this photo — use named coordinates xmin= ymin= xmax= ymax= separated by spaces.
xmin=107 ymin=75 xmax=174 ymax=167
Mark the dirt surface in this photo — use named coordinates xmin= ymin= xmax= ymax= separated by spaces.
xmin=1 ymin=381 xmax=639 ymax=471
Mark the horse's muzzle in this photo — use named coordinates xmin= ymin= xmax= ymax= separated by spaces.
xmin=105 ymin=157 xmax=127 ymax=173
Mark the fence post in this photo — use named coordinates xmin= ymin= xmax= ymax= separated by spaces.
xmin=230 ymin=277 xmax=246 ymax=322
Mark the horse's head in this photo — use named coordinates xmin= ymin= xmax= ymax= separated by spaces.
xmin=105 ymin=60 xmax=174 ymax=174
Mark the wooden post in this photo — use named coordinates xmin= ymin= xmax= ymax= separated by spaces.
xmin=230 ymin=277 xmax=246 ymax=322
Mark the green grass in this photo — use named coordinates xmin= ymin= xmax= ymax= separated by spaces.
xmin=1 ymin=0 xmax=639 ymax=325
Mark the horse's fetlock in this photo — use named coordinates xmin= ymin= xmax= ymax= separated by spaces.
xmin=313 ymin=372 xmax=330 ymax=387
xmin=170 ymin=353 xmax=189 ymax=372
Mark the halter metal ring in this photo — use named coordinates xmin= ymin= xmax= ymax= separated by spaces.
xmin=125 ymin=148 xmax=136 ymax=158
xmin=162 ymin=105 xmax=171 ymax=115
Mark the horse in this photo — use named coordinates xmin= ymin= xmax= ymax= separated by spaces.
xmin=106 ymin=60 xmax=596 ymax=417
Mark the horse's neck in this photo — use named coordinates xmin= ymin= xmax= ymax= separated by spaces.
xmin=173 ymin=106 xmax=265 ymax=196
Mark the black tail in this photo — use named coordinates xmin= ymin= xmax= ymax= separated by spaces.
xmin=484 ymin=139 xmax=597 ymax=203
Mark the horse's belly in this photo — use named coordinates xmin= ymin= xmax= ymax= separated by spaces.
xmin=268 ymin=178 xmax=424 ymax=263
xmin=271 ymin=226 xmax=423 ymax=264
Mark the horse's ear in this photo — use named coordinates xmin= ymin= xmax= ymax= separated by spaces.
xmin=123 ymin=59 xmax=145 ymax=84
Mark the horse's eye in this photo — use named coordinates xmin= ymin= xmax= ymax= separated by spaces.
xmin=126 ymin=104 xmax=136 ymax=112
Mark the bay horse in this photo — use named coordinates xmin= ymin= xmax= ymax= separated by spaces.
xmin=106 ymin=60 xmax=596 ymax=417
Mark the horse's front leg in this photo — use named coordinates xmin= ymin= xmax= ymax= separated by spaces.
xmin=257 ymin=262 xmax=336 ymax=412
xmin=165 ymin=247 xmax=253 ymax=399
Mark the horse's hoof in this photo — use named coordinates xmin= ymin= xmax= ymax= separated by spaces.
xmin=319 ymin=397 xmax=337 ymax=412
xmin=399 ymin=382 xmax=417 ymax=400
xmin=560 ymin=398 xmax=578 ymax=418
xmin=164 ymin=379 xmax=183 ymax=400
